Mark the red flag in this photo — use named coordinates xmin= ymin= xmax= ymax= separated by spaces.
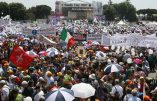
xmin=9 ymin=45 xmax=34 ymax=70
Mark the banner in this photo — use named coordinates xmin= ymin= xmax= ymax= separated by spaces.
xmin=23 ymin=27 xmax=56 ymax=34
xmin=87 ymin=34 xmax=103 ymax=43
xmin=138 ymin=36 xmax=157 ymax=47
xmin=102 ymin=34 xmax=157 ymax=48
xmin=73 ymin=34 xmax=86 ymax=41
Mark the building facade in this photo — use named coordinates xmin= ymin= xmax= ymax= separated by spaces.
xmin=55 ymin=0 xmax=103 ymax=19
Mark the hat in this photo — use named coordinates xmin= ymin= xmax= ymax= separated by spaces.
xmin=127 ymin=58 xmax=133 ymax=64
xmin=131 ymin=89 xmax=138 ymax=95
xmin=140 ymin=76 xmax=144 ymax=80
xmin=46 ymin=71 xmax=52 ymax=77
xmin=57 ymin=72 xmax=62 ymax=76
xmin=7 ymin=70 xmax=13 ymax=74
xmin=39 ymin=77 xmax=45 ymax=82
xmin=22 ymin=81 xmax=28 ymax=85
xmin=10 ymin=75 xmax=17 ymax=79
xmin=119 ymin=62 xmax=124 ymax=66
xmin=89 ymin=74 xmax=96 ymax=80
xmin=144 ymin=95 xmax=150 ymax=101
xmin=0 ymin=80 xmax=6 ymax=84
xmin=74 ymin=57 xmax=79 ymax=60
xmin=126 ymin=79 xmax=133 ymax=85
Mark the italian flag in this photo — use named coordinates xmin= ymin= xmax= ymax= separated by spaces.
xmin=60 ymin=28 xmax=75 ymax=48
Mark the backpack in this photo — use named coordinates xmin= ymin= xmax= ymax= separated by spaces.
xmin=114 ymin=87 xmax=120 ymax=98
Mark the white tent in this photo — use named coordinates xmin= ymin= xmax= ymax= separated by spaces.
xmin=2 ymin=15 xmax=10 ymax=20
xmin=117 ymin=20 xmax=127 ymax=25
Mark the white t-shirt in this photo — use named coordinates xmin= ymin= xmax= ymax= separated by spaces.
xmin=128 ymin=96 xmax=141 ymax=101
xmin=111 ymin=85 xmax=123 ymax=98
xmin=34 ymin=90 xmax=44 ymax=101
xmin=1 ymin=85 xmax=9 ymax=101
xmin=123 ymin=94 xmax=132 ymax=101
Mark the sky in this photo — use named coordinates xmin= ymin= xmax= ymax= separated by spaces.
xmin=0 ymin=0 xmax=156 ymax=11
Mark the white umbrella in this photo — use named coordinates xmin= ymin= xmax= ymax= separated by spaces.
xmin=96 ymin=51 xmax=106 ymax=58
xmin=26 ymin=51 xmax=38 ymax=57
xmin=92 ymin=41 xmax=100 ymax=45
xmin=71 ymin=83 xmax=95 ymax=98
xmin=46 ymin=47 xmax=58 ymax=52
xmin=47 ymin=51 xmax=59 ymax=57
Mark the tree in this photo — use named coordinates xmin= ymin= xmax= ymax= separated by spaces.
xmin=26 ymin=7 xmax=36 ymax=20
xmin=116 ymin=1 xmax=137 ymax=21
xmin=0 ymin=2 xmax=9 ymax=17
xmin=35 ymin=5 xmax=51 ymax=19
xmin=103 ymin=1 xmax=137 ymax=22
xmin=9 ymin=3 xmax=26 ymax=20
xmin=103 ymin=5 xmax=116 ymax=21
xmin=137 ymin=9 xmax=157 ymax=21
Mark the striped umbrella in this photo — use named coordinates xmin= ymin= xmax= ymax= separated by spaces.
xmin=46 ymin=47 xmax=58 ymax=52
xmin=45 ymin=88 xmax=74 ymax=101
xmin=26 ymin=51 xmax=39 ymax=57
xmin=104 ymin=64 xmax=123 ymax=74
xmin=38 ymin=51 xmax=48 ymax=56
xmin=47 ymin=51 xmax=59 ymax=57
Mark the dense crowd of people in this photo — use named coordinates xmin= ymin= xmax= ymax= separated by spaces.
xmin=0 ymin=21 xmax=157 ymax=101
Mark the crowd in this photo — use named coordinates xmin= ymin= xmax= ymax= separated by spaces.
xmin=0 ymin=21 xmax=157 ymax=101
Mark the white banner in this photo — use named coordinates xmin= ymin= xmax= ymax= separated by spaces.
xmin=102 ymin=34 xmax=157 ymax=47
xmin=87 ymin=34 xmax=103 ymax=43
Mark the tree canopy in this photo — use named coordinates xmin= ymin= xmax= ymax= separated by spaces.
xmin=0 ymin=2 xmax=9 ymax=18
xmin=0 ymin=2 xmax=52 ymax=21
xmin=103 ymin=1 xmax=137 ymax=21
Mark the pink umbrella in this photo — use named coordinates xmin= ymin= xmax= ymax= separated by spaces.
xmin=134 ymin=58 xmax=142 ymax=64
xmin=38 ymin=51 xmax=48 ymax=56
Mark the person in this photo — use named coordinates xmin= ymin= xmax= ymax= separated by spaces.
xmin=110 ymin=79 xmax=123 ymax=100
xmin=123 ymin=88 xmax=132 ymax=101
xmin=34 ymin=86 xmax=44 ymax=101
xmin=0 ymin=80 xmax=9 ymax=101
xmin=9 ymin=89 xmax=23 ymax=101
xmin=21 ymin=81 xmax=34 ymax=98
xmin=128 ymin=89 xmax=141 ymax=101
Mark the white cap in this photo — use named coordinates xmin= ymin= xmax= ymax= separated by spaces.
xmin=22 ymin=81 xmax=28 ymax=85
xmin=0 ymin=80 xmax=6 ymax=84
xmin=10 ymin=75 xmax=17 ymax=79
xmin=39 ymin=77 xmax=45 ymax=82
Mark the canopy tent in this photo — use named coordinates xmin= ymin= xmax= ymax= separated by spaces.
xmin=117 ymin=20 xmax=127 ymax=25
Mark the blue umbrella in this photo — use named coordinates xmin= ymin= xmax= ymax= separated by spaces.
xmin=45 ymin=87 xmax=75 ymax=101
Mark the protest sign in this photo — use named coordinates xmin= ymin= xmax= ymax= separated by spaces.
xmin=87 ymin=34 xmax=103 ymax=43
xmin=102 ymin=34 xmax=157 ymax=48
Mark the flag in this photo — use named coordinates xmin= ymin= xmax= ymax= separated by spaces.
xmin=9 ymin=45 xmax=34 ymax=70
xmin=60 ymin=28 xmax=75 ymax=48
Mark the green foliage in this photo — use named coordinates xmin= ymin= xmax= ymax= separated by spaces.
xmin=103 ymin=5 xmax=116 ymax=21
xmin=9 ymin=3 xmax=26 ymax=20
xmin=103 ymin=1 xmax=137 ymax=22
xmin=35 ymin=5 xmax=51 ymax=19
xmin=0 ymin=2 xmax=9 ymax=17
xmin=0 ymin=2 xmax=52 ymax=20
xmin=137 ymin=9 xmax=157 ymax=21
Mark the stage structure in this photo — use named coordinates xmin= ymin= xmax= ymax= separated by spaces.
xmin=55 ymin=0 xmax=103 ymax=19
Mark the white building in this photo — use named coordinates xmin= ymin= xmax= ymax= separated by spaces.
xmin=55 ymin=0 xmax=103 ymax=19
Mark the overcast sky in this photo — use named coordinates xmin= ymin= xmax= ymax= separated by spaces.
xmin=0 ymin=0 xmax=156 ymax=10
